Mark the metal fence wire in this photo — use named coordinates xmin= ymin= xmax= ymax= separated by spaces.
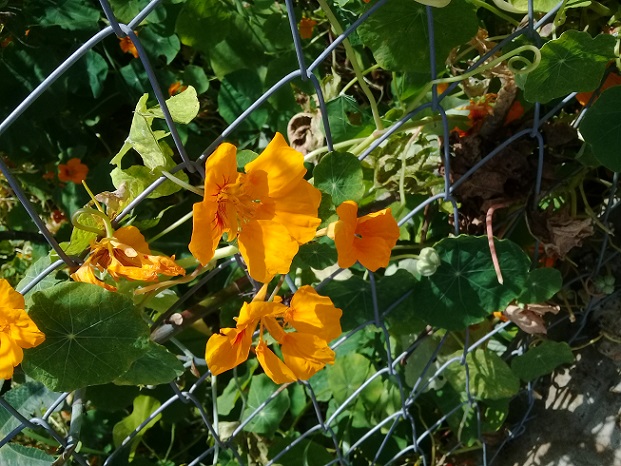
xmin=0 ymin=0 xmax=618 ymax=465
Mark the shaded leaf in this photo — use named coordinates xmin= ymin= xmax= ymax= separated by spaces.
xmin=517 ymin=267 xmax=562 ymax=303
xmin=218 ymin=69 xmax=269 ymax=131
xmin=292 ymin=241 xmax=337 ymax=270
xmin=580 ymin=86 xmax=621 ymax=171
xmin=242 ymin=374 xmax=290 ymax=436
xmin=112 ymin=395 xmax=161 ymax=459
xmin=114 ymin=341 xmax=184 ymax=386
xmin=511 ymin=340 xmax=574 ymax=382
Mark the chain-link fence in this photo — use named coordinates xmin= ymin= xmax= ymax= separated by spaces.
xmin=0 ymin=0 xmax=618 ymax=465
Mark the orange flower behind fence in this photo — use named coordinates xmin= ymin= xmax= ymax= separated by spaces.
xmin=328 ymin=200 xmax=400 ymax=271
xmin=0 ymin=279 xmax=45 ymax=379
xmin=189 ymin=133 xmax=322 ymax=283
xmin=58 ymin=158 xmax=88 ymax=184
xmin=205 ymin=285 xmax=342 ymax=384
xmin=71 ymin=225 xmax=185 ymax=292
xmin=119 ymin=35 xmax=139 ymax=58
xmin=299 ymin=18 xmax=318 ymax=39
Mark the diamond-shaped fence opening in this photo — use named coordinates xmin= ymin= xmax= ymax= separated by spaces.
xmin=0 ymin=1 xmax=618 ymax=465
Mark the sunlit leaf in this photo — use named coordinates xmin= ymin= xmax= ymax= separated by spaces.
xmin=314 ymin=151 xmax=364 ymax=206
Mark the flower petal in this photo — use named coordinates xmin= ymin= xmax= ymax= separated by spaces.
xmin=270 ymin=178 xmax=321 ymax=244
xmin=0 ymin=279 xmax=25 ymax=311
xmin=255 ymin=340 xmax=297 ymax=384
xmin=281 ymin=333 xmax=335 ymax=380
xmin=71 ymin=264 xmax=117 ymax=292
xmin=204 ymin=143 xmax=239 ymax=196
xmin=0 ymin=332 xmax=23 ymax=379
xmin=287 ymin=286 xmax=342 ymax=341
xmin=237 ymin=302 xmax=285 ymax=328
xmin=244 ymin=133 xmax=306 ymax=198
xmin=189 ymin=200 xmax=222 ymax=266
xmin=354 ymin=208 xmax=400 ymax=271
xmin=330 ymin=201 xmax=358 ymax=269
xmin=238 ymin=220 xmax=299 ymax=283
xmin=9 ymin=308 xmax=45 ymax=349
xmin=205 ymin=327 xmax=253 ymax=376
xmin=114 ymin=226 xmax=151 ymax=255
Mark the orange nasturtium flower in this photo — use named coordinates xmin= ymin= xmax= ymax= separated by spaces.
xmin=206 ymin=285 xmax=342 ymax=384
xmin=299 ymin=18 xmax=318 ymax=39
xmin=0 ymin=279 xmax=45 ymax=379
xmin=58 ymin=158 xmax=89 ymax=184
xmin=119 ymin=35 xmax=139 ymax=58
xmin=189 ymin=133 xmax=322 ymax=283
xmin=71 ymin=226 xmax=185 ymax=291
xmin=327 ymin=200 xmax=400 ymax=271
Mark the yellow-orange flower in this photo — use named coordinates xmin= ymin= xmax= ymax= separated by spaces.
xmin=71 ymin=225 xmax=185 ymax=291
xmin=327 ymin=200 xmax=400 ymax=271
xmin=205 ymin=285 xmax=342 ymax=384
xmin=189 ymin=133 xmax=322 ymax=283
xmin=58 ymin=158 xmax=88 ymax=184
xmin=119 ymin=35 xmax=139 ymax=58
xmin=0 ymin=279 xmax=45 ymax=379
xmin=299 ymin=18 xmax=318 ymax=39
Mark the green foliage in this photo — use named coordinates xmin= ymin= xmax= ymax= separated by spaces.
xmin=524 ymin=31 xmax=616 ymax=103
xmin=517 ymin=267 xmax=563 ymax=304
xmin=22 ymin=283 xmax=150 ymax=391
xmin=242 ymin=374 xmax=290 ymax=436
xmin=112 ymin=395 xmax=162 ymax=459
xmin=511 ymin=341 xmax=575 ymax=382
xmin=314 ymin=151 xmax=365 ymax=206
xmin=580 ymin=86 xmax=621 ymax=171
xmin=412 ymin=236 xmax=530 ymax=330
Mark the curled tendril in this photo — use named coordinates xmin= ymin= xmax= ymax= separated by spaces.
xmin=71 ymin=208 xmax=114 ymax=238
xmin=432 ymin=44 xmax=542 ymax=88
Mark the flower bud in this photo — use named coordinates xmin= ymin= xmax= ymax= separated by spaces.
xmin=416 ymin=247 xmax=441 ymax=277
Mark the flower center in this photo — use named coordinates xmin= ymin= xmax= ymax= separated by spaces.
xmin=217 ymin=177 xmax=260 ymax=240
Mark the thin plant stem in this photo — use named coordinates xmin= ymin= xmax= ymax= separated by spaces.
xmin=149 ymin=211 xmax=194 ymax=243
xmin=161 ymin=170 xmax=203 ymax=196
xmin=317 ymin=0 xmax=384 ymax=131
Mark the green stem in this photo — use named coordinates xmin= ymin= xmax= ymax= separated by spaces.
xmin=211 ymin=375 xmax=219 ymax=465
xmin=469 ymin=0 xmax=520 ymax=26
xmin=148 ymin=211 xmax=194 ymax=243
xmin=304 ymin=137 xmax=368 ymax=161
xmin=71 ymin=208 xmax=112 ymax=237
xmin=317 ymin=0 xmax=384 ymax=131
xmin=160 ymin=170 xmax=203 ymax=196
xmin=340 ymin=64 xmax=381 ymax=95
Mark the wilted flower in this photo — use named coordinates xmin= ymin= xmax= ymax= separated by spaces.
xmin=206 ymin=285 xmax=342 ymax=384
xmin=71 ymin=225 xmax=185 ymax=291
xmin=58 ymin=158 xmax=88 ymax=184
xmin=299 ymin=18 xmax=318 ymax=39
xmin=189 ymin=133 xmax=321 ymax=283
xmin=119 ymin=34 xmax=139 ymax=58
xmin=327 ymin=200 xmax=400 ymax=271
xmin=0 ymin=279 xmax=45 ymax=379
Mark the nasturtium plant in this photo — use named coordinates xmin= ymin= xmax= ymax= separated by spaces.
xmin=411 ymin=236 xmax=530 ymax=330
xmin=579 ymin=86 xmax=621 ymax=171
xmin=523 ymin=31 xmax=616 ymax=103
xmin=511 ymin=340 xmax=575 ymax=382
xmin=22 ymin=283 xmax=150 ymax=392
xmin=314 ymin=151 xmax=365 ymax=206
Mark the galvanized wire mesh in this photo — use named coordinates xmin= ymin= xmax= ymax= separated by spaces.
xmin=0 ymin=0 xmax=618 ymax=465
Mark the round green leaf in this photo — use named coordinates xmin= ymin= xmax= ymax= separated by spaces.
xmin=580 ymin=86 xmax=621 ymax=171
xmin=443 ymin=349 xmax=520 ymax=400
xmin=23 ymin=283 xmax=150 ymax=392
xmin=412 ymin=236 xmax=530 ymax=330
xmin=357 ymin=0 xmax=478 ymax=74
xmin=517 ymin=267 xmax=562 ymax=304
xmin=291 ymin=241 xmax=337 ymax=270
xmin=242 ymin=374 xmax=290 ymax=436
xmin=327 ymin=353 xmax=373 ymax=405
xmin=511 ymin=340 xmax=574 ymax=382
xmin=114 ymin=341 xmax=184 ymax=386
xmin=313 ymin=151 xmax=364 ymax=206
xmin=524 ymin=31 xmax=616 ymax=103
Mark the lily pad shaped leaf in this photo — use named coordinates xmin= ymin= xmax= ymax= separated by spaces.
xmin=524 ymin=31 xmax=615 ymax=103
xmin=411 ymin=236 xmax=530 ymax=330
xmin=22 ymin=282 xmax=150 ymax=392
xmin=501 ymin=0 xmax=591 ymax=13
xmin=357 ymin=0 xmax=478 ymax=75
xmin=511 ymin=340 xmax=574 ymax=382
xmin=579 ymin=86 xmax=621 ymax=171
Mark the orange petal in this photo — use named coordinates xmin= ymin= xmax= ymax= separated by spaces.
xmin=281 ymin=333 xmax=335 ymax=380
xmin=353 ymin=208 xmax=400 ymax=271
xmin=205 ymin=327 xmax=253 ymax=376
xmin=0 ymin=279 xmax=25 ymax=311
xmin=271 ymin=178 xmax=322 ymax=244
xmin=189 ymin=200 xmax=222 ymax=266
xmin=114 ymin=226 xmax=151 ymax=255
xmin=244 ymin=133 xmax=306 ymax=198
xmin=0 ymin=332 xmax=23 ymax=379
xmin=204 ymin=143 xmax=239 ymax=196
xmin=237 ymin=302 xmax=285 ymax=328
xmin=287 ymin=286 xmax=342 ymax=342
xmin=262 ymin=315 xmax=287 ymax=344
xmin=330 ymin=201 xmax=358 ymax=269
xmin=238 ymin=219 xmax=299 ymax=283
xmin=71 ymin=264 xmax=117 ymax=292
xmin=8 ymin=308 xmax=45 ymax=349
xmin=255 ymin=340 xmax=297 ymax=384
